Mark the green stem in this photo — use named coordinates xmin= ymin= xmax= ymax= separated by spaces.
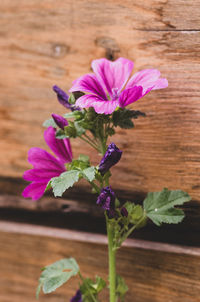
xmin=115 ymin=214 xmax=147 ymax=250
xmin=84 ymin=133 xmax=99 ymax=148
xmin=89 ymin=181 xmax=101 ymax=194
xmin=79 ymin=136 xmax=99 ymax=152
xmin=106 ymin=217 xmax=116 ymax=302
xmin=78 ymin=272 xmax=98 ymax=302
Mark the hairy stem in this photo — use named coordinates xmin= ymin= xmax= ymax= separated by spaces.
xmin=79 ymin=136 xmax=100 ymax=152
xmin=106 ymin=218 xmax=116 ymax=302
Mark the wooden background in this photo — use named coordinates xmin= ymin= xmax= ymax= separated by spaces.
xmin=0 ymin=1 xmax=200 ymax=301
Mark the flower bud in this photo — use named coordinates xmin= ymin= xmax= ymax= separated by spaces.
xmin=121 ymin=207 xmax=128 ymax=217
xmin=53 ymin=85 xmax=80 ymax=111
xmin=52 ymin=114 xmax=68 ymax=130
xmin=70 ymin=290 xmax=82 ymax=302
xmin=97 ymin=186 xmax=116 ymax=217
xmin=98 ymin=143 xmax=122 ymax=175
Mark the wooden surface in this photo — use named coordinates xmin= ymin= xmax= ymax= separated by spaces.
xmin=0 ymin=0 xmax=200 ymax=201
xmin=0 ymin=192 xmax=200 ymax=247
xmin=0 ymin=222 xmax=200 ymax=302
xmin=1 ymin=2 xmax=200 ymax=301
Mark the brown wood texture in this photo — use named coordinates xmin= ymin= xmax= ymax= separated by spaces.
xmin=1 ymin=0 xmax=200 ymax=201
xmin=0 ymin=222 xmax=200 ymax=302
xmin=0 ymin=192 xmax=200 ymax=247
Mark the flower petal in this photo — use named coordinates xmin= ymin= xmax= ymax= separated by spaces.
xmin=44 ymin=127 xmax=72 ymax=163
xmin=22 ymin=181 xmax=48 ymax=201
xmin=76 ymin=94 xmax=118 ymax=114
xmin=23 ymin=168 xmax=63 ymax=182
xmin=69 ymin=73 xmax=107 ymax=100
xmin=126 ymin=69 xmax=168 ymax=94
xmin=28 ymin=147 xmax=65 ymax=171
xmin=92 ymin=57 xmax=134 ymax=96
xmin=119 ymin=86 xmax=143 ymax=107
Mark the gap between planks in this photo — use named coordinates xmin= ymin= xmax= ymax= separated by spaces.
xmin=0 ymin=220 xmax=199 ymax=257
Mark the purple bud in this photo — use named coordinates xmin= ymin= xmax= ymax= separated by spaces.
xmin=53 ymin=85 xmax=80 ymax=111
xmin=97 ymin=186 xmax=116 ymax=217
xmin=98 ymin=143 xmax=122 ymax=175
xmin=70 ymin=290 xmax=82 ymax=302
xmin=52 ymin=113 xmax=68 ymax=130
xmin=121 ymin=207 xmax=128 ymax=217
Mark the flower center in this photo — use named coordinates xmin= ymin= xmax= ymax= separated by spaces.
xmin=112 ymin=88 xmax=119 ymax=100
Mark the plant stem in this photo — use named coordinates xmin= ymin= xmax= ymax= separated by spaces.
xmin=79 ymin=136 xmax=100 ymax=152
xmin=106 ymin=217 xmax=116 ymax=302
xmin=84 ymin=133 xmax=99 ymax=148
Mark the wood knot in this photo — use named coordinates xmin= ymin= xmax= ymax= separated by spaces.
xmin=95 ymin=37 xmax=120 ymax=61
xmin=51 ymin=43 xmax=70 ymax=58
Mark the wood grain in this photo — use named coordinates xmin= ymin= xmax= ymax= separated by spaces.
xmin=0 ymin=222 xmax=200 ymax=302
xmin=0 ymin=192 xmax=200 ymax=246
xmin=1 ymin=1 xmax=200 ymax=202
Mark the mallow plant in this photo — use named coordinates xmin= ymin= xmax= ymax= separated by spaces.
xmin=23 ymin=57 xmax=191 ymax=302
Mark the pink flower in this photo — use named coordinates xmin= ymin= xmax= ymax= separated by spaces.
xmin=69 ymin=57 xmax=168 ymax=114
xmin=22 ymin=126 xmax=72 ymax=200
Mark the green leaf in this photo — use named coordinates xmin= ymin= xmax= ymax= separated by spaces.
xmin=51 ymin=170 xmax=80 ymax=197
xmin=55 ymin=129 xmax=68 ymax=139
xmin=78 ymin=154 xmax=90 ymax=163
xmin=112 ymin=108 xmax=145 ymax=129
xmin=80 ymin=276 xmax=106 ymax=302
xmin=116 ymin=275 xmax=128 ymax=302
xmin=143 ymin=188 xmax=191 ymax=226
xmin=82 ymin=166 xmax=96 ymax=182
xmin=74 ymin=121 xmax=85 ymax=136
xmin=36 ymin=258 xmax=79 ymax=298
xmin=43 ymin=118 xmax=57 ymax=128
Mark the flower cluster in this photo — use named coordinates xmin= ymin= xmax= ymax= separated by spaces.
xmin=22 ymin=57 xmax=184 ymax=302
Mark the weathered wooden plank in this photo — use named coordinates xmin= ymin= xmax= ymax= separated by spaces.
xmin=0 ymin=222 xmax=200 ymax=302
xmin=0 ymin=193 xmax=200 ymax=246
xmin=1 ymin=0 xmax=200 ymax=31
xmin=1 ymin=1 xmax=200 ymax=201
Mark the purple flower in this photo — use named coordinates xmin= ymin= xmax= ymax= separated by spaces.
xmin=69 ymin=57 xmax=168 ymax=114
xmin=70 ymin=290 xmax=82 ymax=302
xmin=53 ymin=85 xmax=80 ymax=111
xmin=52 ymin=113 xmax=68 ymax=130
xmin=97 ymin=187 xmax=116 ymax=217
xmin=98 ymin=143 xmax=122 ymax=175
xmin=22 ymin=126 xmax=72 ymax=201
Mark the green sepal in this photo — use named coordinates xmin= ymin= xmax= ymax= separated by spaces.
xmin=63 ymin=111 xmax=84 ymax=120
xmin=43 ymin=118 xmax=57 ymax=128
xmin=36 ymin=258 xmax=79 ymax=298
xmin=116 ymin=275 xmax=128 ymax=302
xmin=64 ymin=124 xmax=77 ymax=138
xmin=143 ymin=188 xmax=191 ymax=226
xmin=68 ymin=93 xmax=76 ymax=104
